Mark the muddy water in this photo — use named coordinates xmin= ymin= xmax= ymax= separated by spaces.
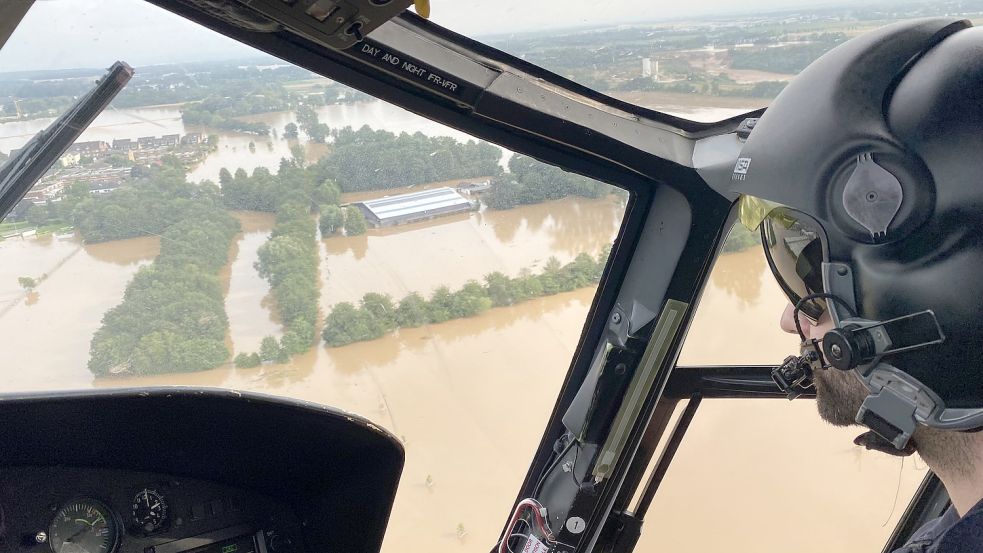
xmin=0 ymin=100 xmax=486 ymax=184
xmin=0 ymin=206 xmax=929 ymax=553
xmin=223 ymin=212 xmax=283 ymax=354
xmin=0 ymin=234 xmax=159 ymax=390
xmin=322 ymin=196 xmax=626 ymax=308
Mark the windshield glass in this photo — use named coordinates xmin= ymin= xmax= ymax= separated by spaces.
xmin=432 ymin=0 xmax=983 ymax=121
xmin=0 ymin=2 xmax=625 ymax=551
xmin=0 ymin=2 xmax=964 ymax=553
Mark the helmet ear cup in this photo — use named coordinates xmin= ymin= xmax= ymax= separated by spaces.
xmin=826 ymin=148 xmax=935 ymax=245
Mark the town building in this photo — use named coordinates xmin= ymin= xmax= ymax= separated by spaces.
xmin=23 ymin=181 xmax=66 ymax=204
xmin=59 ymin=151 xmax=81 ymax=167
xmin=355 ymin=187 xmax=474 ymax=228
xmin=88 ymin=180 xmax=124 ymax=195
xmin=137 ymin=136 xmax=156 ymax=149
xmin=181 ymin=133 xmax=202 ymax=145
xmin=67 ymin=141 xmax=110 ymax=155
xmin=112 ymin=138 xmax=137 ymax=151
xmin=159 ymin=134 xmax=180 ymax=147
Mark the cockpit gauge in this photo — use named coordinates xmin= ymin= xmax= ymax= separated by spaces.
xmin=131 ymin=488 xmax=167 ymax=532
xmin=48 ymin=499 xmax=120 ymax=553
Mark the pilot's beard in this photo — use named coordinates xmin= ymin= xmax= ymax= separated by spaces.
xmin=813 ymin=368 xmax=869 ymax=427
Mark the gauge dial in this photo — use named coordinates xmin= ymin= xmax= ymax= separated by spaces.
xmin=48 ymin=499 xmax=120 ymax=553
xmin=131 ymin=489 xmax=167 ymax=532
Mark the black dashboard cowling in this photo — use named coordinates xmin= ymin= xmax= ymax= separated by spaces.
xmin=0 ymin=388 xmax=404 ymax=553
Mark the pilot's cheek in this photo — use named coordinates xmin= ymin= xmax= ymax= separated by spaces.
xmin=779 ymin=303 xmax=799 ymax=335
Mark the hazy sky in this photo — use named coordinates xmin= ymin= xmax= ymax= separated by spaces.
xmin=0 ymin=0 xmax=862 ymax=72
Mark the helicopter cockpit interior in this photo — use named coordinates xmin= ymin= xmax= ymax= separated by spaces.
xmin=0 ymin=2 xmax=965 ymax=553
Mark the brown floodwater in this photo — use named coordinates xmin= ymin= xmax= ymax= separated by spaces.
xmin=223 ymin=211 xmax=282 ymax=354
xmin=0 ymin=64 xmax=931 ymax=553
xmin=0 ymin=233 xmax=159 ymax=390
xmin=321 ymin=196 xmax=626 ymax=309
xmin=0 ymin=199 xmax=928 ymax=553
xmin=0 ymin=101 xmax=492 ymax=184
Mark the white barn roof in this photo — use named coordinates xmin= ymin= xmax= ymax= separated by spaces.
xmin=359 ymin=187 xmax=471 ymax=222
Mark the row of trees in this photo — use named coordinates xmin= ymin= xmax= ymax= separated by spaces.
xmin=219 ymin=161 xmax=341 ymax=213
xmin=227 ymin=160 xmax=326 ymax=367
xmin=87 ymin=192 xmax=240 ymax=376
xmin=319 ymin=205 xmax=366 ymax=237
xmin=322 ymin=251 xmax=606 ymax=347
xmin=484 ymin=154 xmax=610 ymax=210
xmin=182 ymin=105 xmax=270 ymax=135
xmin=180 ymin=82 xmax=299 ymax=135
xmin=307 ymin=125 xmax=502 ymax=192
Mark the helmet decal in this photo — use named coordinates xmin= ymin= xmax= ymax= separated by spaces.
xmin=731 ymin=157 xmax=751 ymax=182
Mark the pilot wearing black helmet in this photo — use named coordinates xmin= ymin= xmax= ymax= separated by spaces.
xmin=730 ymin=17 xmax=983 ymax=552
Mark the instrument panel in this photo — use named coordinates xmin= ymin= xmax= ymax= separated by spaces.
xmin=0 ymin=389 xmax=404 ymax=553
xmin=0 ymin=467 xmax=302 ymax=553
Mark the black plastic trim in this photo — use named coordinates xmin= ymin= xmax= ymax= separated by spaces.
xmin=0 ymin=388 xmax=403 ymax=553
xmin=388 ymin=12 xmax=763 ymax=136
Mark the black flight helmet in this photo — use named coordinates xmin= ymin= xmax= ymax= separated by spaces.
xmin=729 ymin=18 xmax=983 ymax=449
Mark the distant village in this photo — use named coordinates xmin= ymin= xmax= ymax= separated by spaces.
xmin=9 ymin=132 xmax=210 ymax=206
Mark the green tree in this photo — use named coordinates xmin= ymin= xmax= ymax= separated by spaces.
xmin=259 ymin=336 xmax=281 ymax=363
xmin=426 ymin=286 xmax=454 ymax=323
xmin=562 ymin=253 xmax=600 ymax=289
xmin=17 ymin=276 xmax=37 ymax=290
xmin=281 ymin=320 xmax=314 ymax=355
xmin=307 ymin=123 xmax=329 ymax=143
xmin=344 ymin=206 xmax=367 ymax=236
xmin=484 ymin=177 xmax=523 ymax=210
xmin=283 ymin=122 xmax=299 ymax=139
xmin=319 ymin=205 xmax=345 ymax=235
xmin=515 ymin=270 xmax=545 ymax=299
xmin=361 ymin=292 xmax=397 ymax=332
xmin=395 ymin=293 xmax=429 ymax=327
xmin=290 ymin=144 xmax=306 ymax=167
xmin=275 ymin=346 xmax=290 ymax=364
xmin=84 ymin=187 xmax=240 ymax=376
xmin=322 ymin=302 xmax=386 ymax=346
xmin=306 ymin=124 xmax=502 ymax=192
xmin=539 ymin=257 xmax=565 ymax=295
xmin=312 ymin=179 xmax=341 ymax=206
xmin=219 ymin=168 xmax=233 ymax=190
xmin=234 ymin=352 xmax=262 ymax=368
xmin=450 ymin=281 xmax=492 ymax=317
xmin=25 ymin=203 xmax=48 ymax=227
xmin=485 ymin=271 xmax=516 ymax=307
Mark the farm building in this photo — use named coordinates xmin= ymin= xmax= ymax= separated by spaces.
xmin=355 ymin=187 xmax=474 ymax=227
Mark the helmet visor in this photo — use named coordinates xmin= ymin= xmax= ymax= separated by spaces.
xmin=758 ymin=207 xmax=827 ymax=322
